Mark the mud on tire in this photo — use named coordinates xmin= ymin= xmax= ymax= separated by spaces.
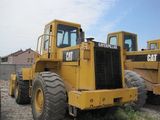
xmin=32 ymin=72 xmax=67 ymax=120
xmin=15 ymin=72 xmax=30 ymax=104
xmin=125 ymin=70 xmax=147 ymax=109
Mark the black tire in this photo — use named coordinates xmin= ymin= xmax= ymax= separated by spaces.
xmin=31 ymin=72 xmax=67 ymax=120
xmin=125 ymin=70 xmax=147 ymax=109
xmin=14 ymin=72 xmax=30 ymax=104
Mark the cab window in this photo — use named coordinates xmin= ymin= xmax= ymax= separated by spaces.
xmin=109 ymin=36 xmax=117 ymax=45
xmin=150 ymin=43 xmax=158 ymax=50
xmin=44 ymin=26 xmax=50 ymax=50
xmin=57 ymin=24 xmax=78 ymax=48
xmin=124 ymin=35 xmax=137 ymax=51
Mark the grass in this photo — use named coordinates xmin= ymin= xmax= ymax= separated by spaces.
xmin=110 ymin=107 xmax=156 ymax=120
xmin=76 ymin=106 xmax=158 ymax=120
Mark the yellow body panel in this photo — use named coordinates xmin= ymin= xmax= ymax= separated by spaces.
xmin=69 ymin=88 xmax=137 ymax=110
xmin=153 ymin=84 xmax=160 ymax=95
xmin=125 ymin=50 xmax=160 ymax=87
xmin=55 ymin=42 xmax=97 ymax=90
xmin=9 ymin=74 xmax=17 ymax=96
xmin=22 ymin=68 xmax=32 ymax=80
xmin=126 ymin=49 xmax=160 ymax=55
xmin=79 ymin=42 xmax=95 ymax=90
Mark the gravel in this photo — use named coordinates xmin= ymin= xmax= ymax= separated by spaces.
xmin=1 ymin=79 xmax=160 ymax=120
xmin=0 ymin=80 xmax=33 ymax=120
xmin=141 ymin=104 xmax=160 ymax=120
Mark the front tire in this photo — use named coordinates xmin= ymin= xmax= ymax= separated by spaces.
xmin=31 ymin=72 xmax=67 ymax=120
xmin=125 ymin=70 xmax=147 ymax=109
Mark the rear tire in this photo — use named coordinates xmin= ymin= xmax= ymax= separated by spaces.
xmin=14 ymin=73 xmax=30 ymax=104
xmin=31 ymin=72 xmax=67 ymax=120
xmin=125 ymin=70 xmax=147 ymax=109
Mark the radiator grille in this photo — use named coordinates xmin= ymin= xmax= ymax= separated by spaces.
xmin=94 ymin=47 xmax=122 ymax=89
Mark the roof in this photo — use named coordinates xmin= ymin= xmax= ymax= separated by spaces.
xmin=2 ymin=48 xmax=36 ymax=58
xmin=9 ymin=49 xmax=23 ymax=56
xmin=19 ymin=48 xmax=36 ymax=55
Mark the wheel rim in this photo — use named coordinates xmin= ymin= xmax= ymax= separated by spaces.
xmin=35 ymin=88 xmax=44 ymax=114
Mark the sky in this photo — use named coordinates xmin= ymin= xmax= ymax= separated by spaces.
xmin=0 ymin=0 xmax=160 ymax=56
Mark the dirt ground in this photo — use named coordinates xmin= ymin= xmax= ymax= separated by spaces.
xmin=1 ymin=79 xmax=160 ymax=120
xmin=0 ymin=80 xmax=33 ymax=120
xmin=141 ymin=104 xmax=160 ymax=119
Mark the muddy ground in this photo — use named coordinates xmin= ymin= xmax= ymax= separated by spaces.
xmin=1 ymin=80 xmax=160 ymax=120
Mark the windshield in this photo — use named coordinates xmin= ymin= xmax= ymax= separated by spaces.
xmin=57 ymin=24 xmax=78 ymax=48
xmin=124 ymin=35 xmax=137 ymax=51
xmin=149 ymin=43 xmax=158 ymax=50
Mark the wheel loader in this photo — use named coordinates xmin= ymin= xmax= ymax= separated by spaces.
xmin=9 ymin=20 xmax=145 ymax=120
xmin=147 ymin=39 xmax=160 ymax=50
xmin=107 ymin=31 xmax=160 ymax=104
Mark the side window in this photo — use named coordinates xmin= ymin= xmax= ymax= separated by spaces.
xmin=150 ymin=43 xmax=157 ymax=50
xmin=57 ymin=30 xmax=63 ymax=46
xmin=44 ymin=40 xmax=49 ymax=50
xmin=109 ymin=36 xmax=117 ymax=45
xmin=57 ymin=24 xmax=78 ymax=48
xmin=44 ymin=26 xmax=50 ymax=50
xmin=124 ymin=35 xmax=137 ymax=51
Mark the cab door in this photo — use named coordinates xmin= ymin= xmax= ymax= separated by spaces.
xmin=56 ymin=24 xmax=80 ymax=88
xmin=42 ymin=25 xmax=52 ymax=58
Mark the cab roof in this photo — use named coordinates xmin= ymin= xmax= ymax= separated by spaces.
xmin=108 ymin=31 xmax=137 ymax=36
xmin=45 ymin=19 xmax=81 ymax=28
xmin=147 ymin=39 xmax=160 ymax=43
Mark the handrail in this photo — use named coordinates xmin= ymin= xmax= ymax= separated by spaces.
xmin=36 ymin=34 xmax=53 ymax=55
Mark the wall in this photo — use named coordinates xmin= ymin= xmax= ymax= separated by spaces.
xmin=15 ymin=50 xmax=35 ymax=65
xmin=8 ymin=56 xmax=15 ymax=64
xmin=1 ymin=49 xmax=36 ymax=65
xmin=0 ymin=64 xmax=31 ymax=80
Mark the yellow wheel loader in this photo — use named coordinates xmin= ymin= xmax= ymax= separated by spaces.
xmin=9 ymin=20 xmax=145 ymax=119
xmin=107 ymin=31 xmax=160 ymax=105
xmin=147 ymin=39 xmax=160 ymax=50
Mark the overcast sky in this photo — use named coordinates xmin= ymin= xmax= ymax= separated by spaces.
xmin=0 ymin=0 xmax=160 ymax=56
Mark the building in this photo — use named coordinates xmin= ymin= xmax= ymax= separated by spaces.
xmin=1 ymin=48 xmax=37 ymax=65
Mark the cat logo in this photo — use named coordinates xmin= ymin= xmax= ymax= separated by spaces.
xmin=63 ymin=49 xmax=79 ymax=62
xmin=147 ymin=54 xmax=157 ymax=61
xmin=66 ymin=51 xmax=73 ymax=61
